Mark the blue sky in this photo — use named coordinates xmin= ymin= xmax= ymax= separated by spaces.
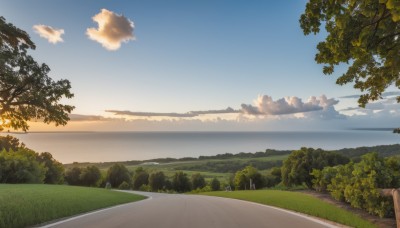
xmin=1 ymin=0 xmax=398 ymax=131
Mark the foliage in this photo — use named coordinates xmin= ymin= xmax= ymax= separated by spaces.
xmin=234 ymin=166 xmax=264 ymax=190
xmin=64 ymin=167 xmax=82 ymax=186
xmin=79 ymin=165 xmax=101 ymax=187
xmin=0 ymin=17 xmax=74 ymax=131
xmin=118 ymin=181 xmax=131 ymax=190
xmin=149 ymin=171 xmax=166 ymax=192
xmin=210 ymin=177 xmax=220 ymax=191
xmin=200 ymin=190 xmax=376 ymax=228
xmin=191 ymin=173 xmax=206 ymax=190
xmin=301 ymin=0 xmax=400 ymax=107
xmin=139 ymin=184 xmax=151 ymax=192
xmin=107 ymin=164 xmax=131 ymax=188
xmin=315 ymin=153 xmax=400 ymax=217
xmin=0 ymin=135 xmax=24 ymax=151
xmin=172 ymin=171 xmax=191 ymax=193
xmin=264 ymin=167 xmax=282 ymax=188
xmin=133 ymin=167 xmax=149 ymax=190
xmin=281 ymin=147 xmax=350 ymax=188
xmin=177 ymin=159 xmax=283 ymax=173
xmin=36 ymin=152 xmax=64 ymax=184
xmin=334 ymin=144 xmax=400 ymax=160
xmin=0 ymin=148 xmax=45 ymax=183
xmin=0 ymin=184 xmax=146 ymax=228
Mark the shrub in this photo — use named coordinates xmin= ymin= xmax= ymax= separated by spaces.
xmin=118 ymin=181 xmax=131 ymax=190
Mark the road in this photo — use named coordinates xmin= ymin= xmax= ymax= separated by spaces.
xmin=41 ymin=191 xmax=340 ymax=228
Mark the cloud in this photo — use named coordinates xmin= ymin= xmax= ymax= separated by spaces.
xmin=86 ymin=9 xmax=135 ymax=50
xmin=106 ymin=107 xmax=239 ymax=118
xmin=340 ymin=91 xmax=400 ymax=99
xmin=33 ymin=25 xmax=64 ymax=44
xmin=69 ymin=114 xmax=108 ymax=121
xmin=241 ymin=95 xmax=338 ymax=115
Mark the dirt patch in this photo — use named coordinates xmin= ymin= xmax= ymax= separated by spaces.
xmin=301 ymin=190 xmax=396 ymax=228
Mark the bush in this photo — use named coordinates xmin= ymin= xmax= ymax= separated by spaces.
xmin=318 ymin=153 xmax=399 ymax=218
xmin=118 ymin=181 xmax=131 ymax=190
xmin=139 ymin=184 xmax=150 ymax=192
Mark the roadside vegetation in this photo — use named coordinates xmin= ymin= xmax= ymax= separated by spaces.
xmin=0 ymin=184 xmax=145 ymax=228
xmin=200 ymin=190 xmax=376 ymax=228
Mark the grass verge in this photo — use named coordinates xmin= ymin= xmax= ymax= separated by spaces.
xmin=200 ymin=190 xmax=376 ymax=228
xmin=0 ymin=184 xmax=146 ymax=228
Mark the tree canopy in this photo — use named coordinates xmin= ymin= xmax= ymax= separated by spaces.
xmin=0 ymin=16 xmax=74 ymax=131
xmin=300 ymin=0 xmax=400 ymax=107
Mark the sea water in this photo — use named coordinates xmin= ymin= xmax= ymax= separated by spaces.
xmin=2 ymin=131 xmax=399 ymax=163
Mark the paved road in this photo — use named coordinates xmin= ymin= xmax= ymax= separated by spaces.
xmin=42 ymin=191 xmax=339 ymax=228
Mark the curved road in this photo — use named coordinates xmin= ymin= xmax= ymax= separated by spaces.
xmin=41 ymin=191 xmax=339 ymax=228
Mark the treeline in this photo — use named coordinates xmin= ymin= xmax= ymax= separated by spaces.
xmin=65 ymin=164 xmax=222 ymax=193
xmin=177 ymin=160 xmax=282 ymax=173
xmin=65 ymin=144 xmax=400 ymax=171
xmin=64 ymin=149 xmax=293 ymax=169
xmin=334 ymin=144 xmax=400 ymax=160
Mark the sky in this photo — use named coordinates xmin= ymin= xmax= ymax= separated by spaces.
xmin=1 ymin=0 xmax=399 ymax=131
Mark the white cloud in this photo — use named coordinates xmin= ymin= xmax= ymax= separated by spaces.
xmin=106 ymin=107 xmax=239 ymax=118
xmin=241 ymin=94 xmax=339 ymax=116
xmin=33 ymin=25 xmax=64 ymax=44
xmin=86 ymin=9 xmax=135 ymax=51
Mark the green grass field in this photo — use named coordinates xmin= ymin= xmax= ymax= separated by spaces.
xmin=200 ymin=190 xmax=377 ymax=228
xmin=0 ymin=184 xmax=146 ymax=228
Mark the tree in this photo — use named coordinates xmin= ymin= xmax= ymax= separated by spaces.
xmin=300 ymin=1 xmax=400 ymax=108
xmin=0 ymin=16 xmax=74 ymax=131
xmin=106 ymin=164 xmax=131 ymax=188
xmin=281 ymin=147 xmax=349 ymax=188
xmin=80 ymin=165 xmax=101 ymax=187
xmin=64 ymin=167 xmax=82 ymax=186
xmin=191 ymin=173 xmax=206 ymax=190
xmin=172 ymin=171 xmax=191 ymax=193
xmin=0 ymin=135 xmax=24 ymax=151
xmin=36 ymin=152 xmax=64 ymax=184
xmin=149 ymin=171 xmax=166 ymax=192
xmin=0 ymin=148 xmax=46 ymax=183
xmin=133 ymin=167 xmax=149 ymax=190
xmin=234 ymin=166 xmax=264 ymax=190
xmin=210 ymin=177 xmax=220 ymax=191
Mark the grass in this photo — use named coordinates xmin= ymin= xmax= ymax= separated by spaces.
xmin=200 ymin=190 xmax=377 ymax=228
xmin=0 ymin=184 xmax=146 ymax=228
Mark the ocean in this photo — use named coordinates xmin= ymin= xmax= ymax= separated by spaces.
xmin=2 ymin=131 xmax=399 ymax=163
